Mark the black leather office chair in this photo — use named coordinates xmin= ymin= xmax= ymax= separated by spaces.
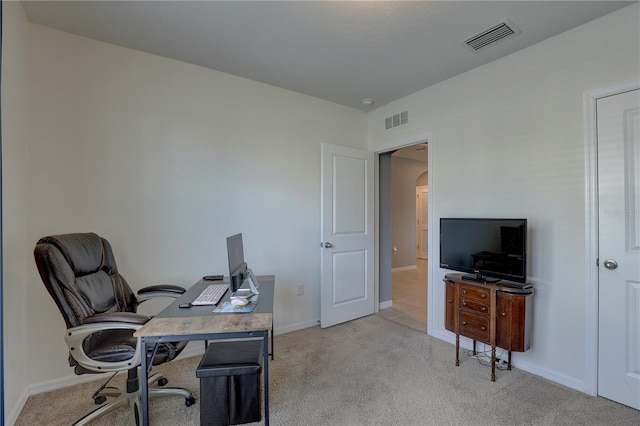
xmin=34 ymin=233 xmax=195 ymax=425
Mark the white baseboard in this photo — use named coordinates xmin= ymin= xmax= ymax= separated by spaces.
xmin=7 ymin=366 xmax=131 ymax=425
xmin=275 ymin=318 xmax=319 ymax=335
xmin=6 ymin=387 xmax=30 ymax=426
xmin=28 ymin=369 xmax=114 ymax=396
xmin=379 ymin=300 xmax=393 ymax=310
xmin=510 ymin=359 xmax=586 ymax=393
xmin=430 ymin=329 xmax=586 ymax=393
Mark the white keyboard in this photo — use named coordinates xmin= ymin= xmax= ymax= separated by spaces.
xmin=191 ymin=284 xmax=228 ymax=306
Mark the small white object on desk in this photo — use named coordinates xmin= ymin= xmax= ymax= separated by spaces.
xmin=231 ymin=297 xmax=249 ymax=306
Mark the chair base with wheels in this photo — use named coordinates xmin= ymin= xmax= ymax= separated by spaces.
xmin=75 ymin=369 xmax=195 ymax=426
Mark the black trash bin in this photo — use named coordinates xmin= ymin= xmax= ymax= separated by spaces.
xmin=196 ymin=339 xmax=263 ymax=426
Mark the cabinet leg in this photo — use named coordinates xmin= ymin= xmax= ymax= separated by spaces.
xmin=507 ymin=351 xmax=512 ymax=370
xmin=455 ymin=335 xmax=460 ymax=366
xmin=472 ymin=340 xmax=477 ymax=355
xmin=491 ymin=345 xmax=496 ymax=382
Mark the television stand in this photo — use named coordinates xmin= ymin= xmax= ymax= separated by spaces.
xmin=444 ymin=273 xmax=533 ymax=381
xmin=461 ymin=273 xmax=500 ymax=283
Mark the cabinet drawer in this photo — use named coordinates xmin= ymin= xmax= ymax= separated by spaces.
xmin=460 ymin=285 xmax=490 ymax=301
xmin=460 ymin=297 xmax=490 ymax=315
xmin=460 ymin=312 xmax=490 ymax=342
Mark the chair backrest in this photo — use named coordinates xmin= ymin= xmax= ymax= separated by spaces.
xmin=34 ymin=233 xmax=138 ymax=329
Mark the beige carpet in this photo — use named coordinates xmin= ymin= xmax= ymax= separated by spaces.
xmin=15 ymin=315 xmax=639 ymax=425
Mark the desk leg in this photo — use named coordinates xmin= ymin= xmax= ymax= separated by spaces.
xmin=270 ymin=326 xmax=275 ymax=360
xmin=141 ymin=339 xmax=150 ymax=426
xmin=263 ymin=334 xmax=270 ymax=426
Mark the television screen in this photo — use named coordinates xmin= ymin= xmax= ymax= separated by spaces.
xmin=439 ymin=218 xmax=527 ymax=283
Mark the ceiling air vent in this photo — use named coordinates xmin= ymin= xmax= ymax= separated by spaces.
xmin=385 ymin=111 xmax=408 ymax=130
xmin=462 ymin=20 xmax=520 ymax=51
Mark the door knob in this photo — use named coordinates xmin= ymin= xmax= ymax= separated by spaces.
xmin=603 ymin=259 xmax=618 ymax=270
xmin=323 ymin=242 xmax=334 ymax=248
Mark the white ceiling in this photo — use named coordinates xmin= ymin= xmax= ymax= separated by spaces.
xmin=20 ymin=1 xmax=634 ymax=111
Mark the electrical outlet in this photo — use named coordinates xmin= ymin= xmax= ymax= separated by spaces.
xmin=296 ymin=284 xmax=304 ymax=296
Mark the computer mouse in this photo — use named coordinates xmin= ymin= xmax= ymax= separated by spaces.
xmin=231 ymin=297 xmax=249 ymax=306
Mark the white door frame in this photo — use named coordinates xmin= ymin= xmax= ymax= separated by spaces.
xmin=583 ymin=81 xmax=640 ymax=396
xmin=374 ymin=133 xmax=434 ymax=334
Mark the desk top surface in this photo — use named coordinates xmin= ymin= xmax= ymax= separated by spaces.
xmin=134 ymin=275 xmax=274 ymax=338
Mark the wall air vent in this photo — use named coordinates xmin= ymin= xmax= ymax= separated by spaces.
xmin=385 ymin=111 xmax=408 ymax=130
xmin=462 ymin=20 xmax=520 ymax=51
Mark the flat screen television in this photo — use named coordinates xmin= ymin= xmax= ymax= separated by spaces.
xmin=439 ymin=218 xmax=527 ymax=283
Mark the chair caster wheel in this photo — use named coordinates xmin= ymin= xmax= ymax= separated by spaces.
xmin=158 ymin=377 xmax=168 ymax=386
xmin=93 ymin=396 xmax=106 ymax=405
xmin=185 ymin=396 xmax=196 ymax=407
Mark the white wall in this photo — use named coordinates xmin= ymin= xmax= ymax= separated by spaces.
xmin=368 ymin=4 xmax=640 ymax=391
xmin=3 ymin=14 xmax=366 ymax=419
xmin=2 ymin=1 xmax=31 ymax=421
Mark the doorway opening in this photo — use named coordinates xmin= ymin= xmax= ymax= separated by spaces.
xmin=378 ymin=143 xmax=428 ymax=332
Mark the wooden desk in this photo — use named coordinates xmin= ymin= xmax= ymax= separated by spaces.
xmin=135 ymin=276 xmax=274 ymax=426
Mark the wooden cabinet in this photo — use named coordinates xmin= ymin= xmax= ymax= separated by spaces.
xmin=444 ymin=273 xmax=533 ymax=381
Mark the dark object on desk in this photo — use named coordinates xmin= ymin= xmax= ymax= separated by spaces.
xmin=34 ymin=232 xmax=195 ymax=425
xmin=203 ymin=275 xmax=224 ymax=281
xmin=227 ymin=233 xmax=248 ymax=293
xmin=179 ymin=302 xmax=192 ymax=308
xmin=197 ymin=339 xmax=263 ymax=426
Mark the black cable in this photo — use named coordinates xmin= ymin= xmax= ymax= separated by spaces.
xmin=91 ymin=372 xmax=119 ymax=400
xmin=465 ymin=344 xmax=511 ymax=371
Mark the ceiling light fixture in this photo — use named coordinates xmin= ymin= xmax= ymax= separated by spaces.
xmin=361 ymin=98 xmax=374 ymax=107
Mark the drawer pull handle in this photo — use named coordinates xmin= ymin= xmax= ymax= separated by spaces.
xmin=463 ymin=302 xmax=467 ymax=306
xmin=448 ymin=299 xmax=453 ymax=303
xmin=502 ymin=312 xmax=507 ymax=316
xmin=481 ymin=326 xmax=486 ymax=331
xmin=462 ymin=321 xmax=467 ymax=325
xmin=481 ymin=307 xmax=486 ymax=311
xmin=481 ymin=294 xmax=487 ymax=298
xmin=463 ymin=290 xmax=467 ymax=294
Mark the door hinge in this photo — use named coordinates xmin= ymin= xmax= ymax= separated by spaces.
xmin=596 ymin=258 xmax=599 ymax=267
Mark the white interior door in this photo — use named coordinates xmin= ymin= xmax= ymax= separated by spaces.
xmin=320 ymin=143 xmax=374 ymax=328
xmin=597 ymin=88 xmax=640 ymax=410
xmin=416 ymin=186 xmax=428 ymax=260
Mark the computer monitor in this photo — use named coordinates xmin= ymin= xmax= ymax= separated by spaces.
xmin=226 ymin=233 xmax=247 ymax=293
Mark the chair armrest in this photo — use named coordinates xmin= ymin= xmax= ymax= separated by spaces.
xmin=137 ymin=284 xmax=186 ymax=303
xmin=65 ymin=313 xmax=150 ymax=373
xmin=83 ymin=312 xmax=150 ymax=325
